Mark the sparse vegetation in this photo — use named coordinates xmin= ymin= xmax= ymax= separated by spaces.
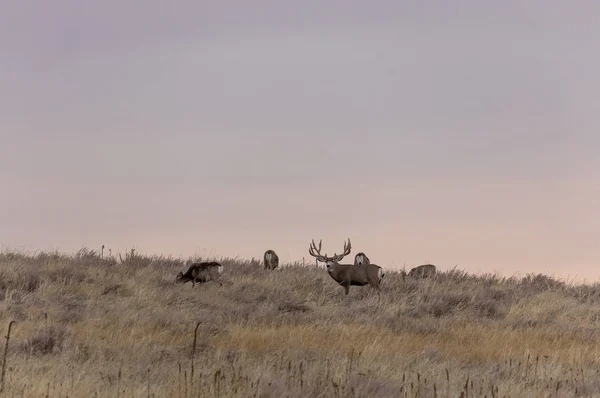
xmin=1 ymin=249 xmax=600 ymax=397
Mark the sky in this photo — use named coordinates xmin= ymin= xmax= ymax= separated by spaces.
xmin=1 ymin=1 xmax=599 ymax=281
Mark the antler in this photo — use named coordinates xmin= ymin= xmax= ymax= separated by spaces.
xmin=342 ymin=238 xmax=351 ymax=256
xmin=332 ymin=238 xmax=351 ymax=262
xmin=309 ymin=239 xmax=327 ymax=262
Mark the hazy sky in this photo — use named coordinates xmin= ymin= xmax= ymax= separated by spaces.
xmin=1 ymin=1 xmax=599 ymax=280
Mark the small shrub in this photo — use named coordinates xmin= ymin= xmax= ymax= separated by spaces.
xmin=8 ymin=271 xmax=41 ymax=293
xmin=277 ymin=300 xmax=311 ymax=314
xmin=472 ymin=298 xmax=506 ymax=319
xmin=521 ymin=273 xmax=565 ymax=293
xmin=408 ymin=290 xmax=472 ymax=318
xmin=20 ymin=326 xmax=67 ymax=356
xmin=75 ymin=248 xmax=117 ymax=267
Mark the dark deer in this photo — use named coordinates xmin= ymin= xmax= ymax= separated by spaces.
xmin=176 ymin=262 xmax=224 ymax=287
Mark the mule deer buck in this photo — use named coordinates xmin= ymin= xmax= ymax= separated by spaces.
xmin=176 ymin=262 xmax=224 ymax=287
xmin=263 ymin=249 xmax=279 ymax=270
xmin=309 ymin=238 xmax=384 ymax=296
xmin=354 ymin=252 xmax=370 ymax=266
xmin=407 ymin=264 xmax=437 ymax=279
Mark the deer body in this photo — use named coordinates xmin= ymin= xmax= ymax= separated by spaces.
xmin=309 ymin=239 xmax=384 ymax=296
xmin=408 ymin=264 xmax=436 ymax=278
xmin=176 ymin=262 xmax=223 ymax=287
xmin=326 ymin=262 xmax=384 ymax=295
xmin=263 ymin=249 xmax=279 ymax=270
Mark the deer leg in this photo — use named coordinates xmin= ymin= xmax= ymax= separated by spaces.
xmin=342 ymin=281 xmax=350 ymax=295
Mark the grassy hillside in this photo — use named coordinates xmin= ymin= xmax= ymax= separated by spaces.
xmin=1 ymin=249 xmax=600 ymax=397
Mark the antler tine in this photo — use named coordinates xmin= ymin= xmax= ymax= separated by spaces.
xmin=309 ymin=239 xmax=324 ymax=258
xmin=343 ymin=237 xmax=352 ymax=256
xmin=330 ymin=238 xmax=351 ymax=262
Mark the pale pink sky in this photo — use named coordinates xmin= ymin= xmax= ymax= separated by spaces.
xmin=1 ymin=1 xmax=599 ymax=281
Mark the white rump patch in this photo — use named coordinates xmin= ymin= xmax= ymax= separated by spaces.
xmin=378 ymin=268 xmax=383 ymax=281
xmin=218 ymin=265 xmax=223 ymax=274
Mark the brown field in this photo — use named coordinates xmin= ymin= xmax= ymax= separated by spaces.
xmin=1 ymin=249 xmax=600 ymax=397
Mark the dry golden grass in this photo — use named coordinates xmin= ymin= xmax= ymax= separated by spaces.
xmin=1 ymin=248 xmax=600 ymax=397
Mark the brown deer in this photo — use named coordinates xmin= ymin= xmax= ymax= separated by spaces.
xmin=263 ymin=249 xmax=279 ymax=270
xmin=354 ymin=252 xmax=370 ymax=266
xmin=309 ymin=238 xmax=384 ymax=296
xmin=407 ymin=264 xmax=437 ymax=278
xmin=176 ymin=262 xmax=224 ymax=287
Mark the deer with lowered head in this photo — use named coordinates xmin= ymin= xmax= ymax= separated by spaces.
xmin=407 ymin=264 xmax=437 ymax=278
xmin=309 ymin=238 xmax=384 ymax=296
xmin=176 ymin=261 xmax=224 ymax=287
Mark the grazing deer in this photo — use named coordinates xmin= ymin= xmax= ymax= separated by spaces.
xmin=309 ymin=238 xmax=384 ymax=296
xmin=354 ymin=252 xmax=370 ymax=266
xmin=407 ymin=264 xmax=437 ymax=278
xmin=263 ymin=249 xmax=279 ymax=270
xmin=176 ymin=262 xmax=224 ymax=287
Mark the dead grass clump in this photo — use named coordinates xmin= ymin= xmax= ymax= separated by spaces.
xmin=404 ymin=284 xmax=510 ymax=320
xmin=0 ymin=251 xmax=28 ymax=262
xmin=46 ymin=265 xmax=89 ymax=285
xmin=131 ymin=255 xmax=185 ymax=270
xmin=34 ymin=251 xmax=66 ymax=263
xmin=438 ymin=267 xmax=471 ymax=283
xmin=564 ymin=283 xmax=600 ymax=304
xmin=219 ymin=257 xmax=265 ymax=279
xmin=1 ymin=250 xmax=63 ymax=267
xmin=395 ymin=315 xmax=441 ymax=336
xmin=396 ymin=279 xmax=422 ymax=294
xmin=277 ymin=300 xmax=312 ymax=314
xmin=55 ymin=301 xmax=86 ymax=324
xmin=347 ymin=374 xmax=405 ymax=397
xmin=470 ymin=287 xmax=511 ymax=319
xmin=472 ymin=296 xmax=506 ymax=319
xmin=9 ymin=270 xmax=41 ymax=293
xmin=100 ymin=282 xmax=133 ymax=298
xmin=19 ymin=326 xmax=67 ymax=357
xmin=221 ymin=280 xmax=276 ymax=305
xmin=74 ymin=248 xmax=117 ymax=267
xmin=408 ymin=290 xmax=472 ymax=318
xmin=507 ymin=316 xmax=540 ymax=329
xmin=520 ymin=273 xmax=565 ymax=293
